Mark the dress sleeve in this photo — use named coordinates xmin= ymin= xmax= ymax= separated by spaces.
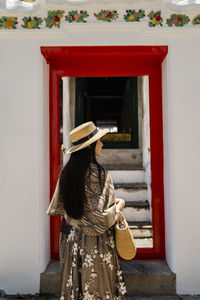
xmin=77 ymin=203 xmax=118 ymax=236
xmin=72 ymin=171 xmax=119 ymax=236
xmin=46 ymin=179 xmax=65 ymax=216
xmin=47 ymin=169 xmax=119 ymax=236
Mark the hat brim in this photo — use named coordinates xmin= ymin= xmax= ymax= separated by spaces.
xmin=67 ymin=128 xmax=109 ymax=154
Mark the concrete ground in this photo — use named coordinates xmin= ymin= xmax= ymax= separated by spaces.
xmin=1 ymin=295 xmax=200 ymax=300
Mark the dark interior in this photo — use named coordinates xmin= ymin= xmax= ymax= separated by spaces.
xmin=75 ymin=76 xmax=138 ymax=148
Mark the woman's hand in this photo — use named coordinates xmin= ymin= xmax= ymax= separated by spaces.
xmin=115 ymin=198 xmax=125 ymax=213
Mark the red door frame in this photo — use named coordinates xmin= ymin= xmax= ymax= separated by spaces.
xmin=41 ymin=45 xmax=168 ymax=260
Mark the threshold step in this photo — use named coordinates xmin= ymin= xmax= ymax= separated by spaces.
xmin=40 ymin=260 xmax=176 ymax=296
xmin=127 ymin=296 xmax=179 ymax=300
xmin=121 ymin=260 xmax=176 ymax=296
xmin=40 ymin=261 xmax=61 ymax=295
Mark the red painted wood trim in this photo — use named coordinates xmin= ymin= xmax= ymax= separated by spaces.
xmin=41 ymin=45 xmax=168 ymax=260
xmin=41 ymin=46 xmax=168 ymax=64
xmin=149 ymin=66 xmax=166 ymax=259
xmin=49 ymin=68 xmax=67 ymax=259
xmin=49 ymin=68 xmax=61 ymax=259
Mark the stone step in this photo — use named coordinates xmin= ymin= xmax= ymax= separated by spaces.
xmin=129 ymin=222 xmax=152 ymax=239
xmin=108 ymin=167 xmax=145 ymax=184
xmin=135 ymin=238 xmax=153 ymax=248
xmin=105 ymin=165 xmax=145 ymax=170
xmin=128 ymin=221 xmax=152 ymax=248
xmin=2 ymin=295 xmax=197 ymax=300
xmin=40 ymin=261 xmax=61 ymax=295
xmin=2 ymin=294 xmax=196 ymax=300
xmin=128 ymin=221 xmax=152 ymax=227
xmin=125 ymin=200 xmax=150 ymax=208
xmin=121 ymin=260 xmax=176 ymax=296
xmin=99 ymin=149 xmax=142 ymax=167
xmin=40 ymin=260 xmax=176 ymax=296
xmin=123 ymin=200 xmax=150 ymax=222
xmin=127 ymin=296 xmax=179 ymax=300
xmin=115 ymin=183 xmax=148 ymax=202
xmin=115 ymin=183 xmax=147 ymax=189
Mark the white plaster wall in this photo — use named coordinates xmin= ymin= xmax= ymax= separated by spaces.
xmin=141 ymin=76 xmax=152 ymax=220
xmin=0 ymin=1 xmax=200 ymax=295
xmin=62 ymin=77 xmax=71 ymax=166
xmin=0 ymin=39 xmax=52 ymax=294
xmin=162 ymin=38 xmax=200 ymax=294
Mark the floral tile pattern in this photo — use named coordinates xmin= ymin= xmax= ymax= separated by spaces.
xmin=22 ymin=16 xmax=43 ymax=29
xmin=45 ymin=10 xmax=65 ymax=28
xmin=192 ymin=14 xmax=200 ymax=25
xmin=0 ymin=8 xmax=199 ymax=30
xmin=166 ymin=14 xmax=190 ymax=27
xmin=94 ymin=10 xmax=118 ymax=22
xmin=0 ymin=17 xmax=18 ymax=29
xmin=65 ymin=10 xmax=89 ymax=23
xmin=124 ymin=9 xmax=145 ymax=22
xmin=148 ymin=10 xmax=163 ymax=27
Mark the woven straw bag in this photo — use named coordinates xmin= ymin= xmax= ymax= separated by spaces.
xmin=115 ymin=211 xmax=137 ymax=260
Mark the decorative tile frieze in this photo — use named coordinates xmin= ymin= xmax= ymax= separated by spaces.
xmin=0 ymin=16 xmax=18 ymax=29
xmin=166 ymin=14 xmax=190 ymax=27
xmin=1 ymin=8 xmax=200 ymax=30
xmin=94 ymin=10 xmax=118 ymax=22
xmin=148 ymin=10 xmax=163 ymax=27
xmin=65 ymin=10 xmax=89 ymax=23
xmin=123 ymin=9 xmax=145 ymax=22
xmin=45 ymin=10 xmax=65 ymax=28
xmin=22 ymin=16 xmax=43 ymax=29
xmin=192 ymin=14 xmax=200 ymax=25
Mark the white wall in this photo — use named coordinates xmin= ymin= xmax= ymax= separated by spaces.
xmin=0 ymin=0 xmax=200 ymax=295
xmin=62 ymin=77 xmax=71 ymax=166
xmin=163 ymin=38 xmax=200 ymax=294
xmin=141 ymin=76 xmax=152 ymax=220
xmin=0 ymin=39 xmax=51 ymax=294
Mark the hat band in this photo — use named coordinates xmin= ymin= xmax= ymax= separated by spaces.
xmin=73 ymin=128 xmax=98 ymax=146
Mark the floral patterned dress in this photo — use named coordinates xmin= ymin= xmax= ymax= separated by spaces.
xmin=47 ymin=163 xmax=127 ymax=300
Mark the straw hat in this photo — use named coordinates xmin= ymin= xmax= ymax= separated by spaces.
xmin=67 ymin=121 xmax=109 ymax=154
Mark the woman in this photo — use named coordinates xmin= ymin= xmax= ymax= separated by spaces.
xmin=47 ymin=121 xmax=127 ymax=299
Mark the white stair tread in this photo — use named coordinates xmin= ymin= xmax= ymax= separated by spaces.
xmin=135 ymin=238 xmax=153 ymax=248
xmin=114 ymin=182 xmax=147 ymax=189
xmin=105 ymin=165 xmax=145 ymax=170
xmin=125 ymin=200 xmax=150 ymax=208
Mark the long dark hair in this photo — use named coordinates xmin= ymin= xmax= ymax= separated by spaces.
xmin=59 ymin=141 xmax=105 ymax=219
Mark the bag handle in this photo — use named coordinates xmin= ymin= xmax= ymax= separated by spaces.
xmin=116 ymin=210 xmax=127 ymax=227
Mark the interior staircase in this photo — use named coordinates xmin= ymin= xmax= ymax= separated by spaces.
xmin=107 ymin=165 xmax=153 ymax=248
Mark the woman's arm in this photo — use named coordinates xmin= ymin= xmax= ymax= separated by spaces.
xmin=74 ymin=171 xmax=122 ymax=236
xmin=47 ymin=170 xmax=126 ymax=237
xmin=115 ymin=198 xmax=125 ymax=214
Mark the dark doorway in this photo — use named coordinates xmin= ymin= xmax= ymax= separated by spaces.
xmin=75 ymin=77 xmax=139 ymax=148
